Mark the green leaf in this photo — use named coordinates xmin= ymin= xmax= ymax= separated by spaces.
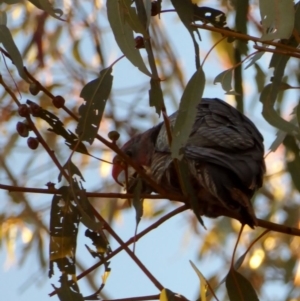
xmin=226 ymin=269 xmax=259 ymax=301
xmin=171 ymin=67 xmax=205 ymax=159
xmin=254 ymin=64 xmax=265 ymax=92
xmin=245 ymin=52 xmax=265 ymax=69
xmin=190 ymin=260 xmax=207 ymax=301
xmin=120 ymin=0 xmax=147 ymax=35
xmin=132 ymin=178 xmax=144 ymax=226
xmin=160 ymin=288 xmax=176 ymax=301
xmin=58 ymin=160 xmax=85 ymax=183
xmin=85 ymin=229 xmax=110 ymax=257
xmin=49 ymin=186 xmax=80 ymax=277
xmin=234 ymin=252 xmax=247 ymax=270
xmin=214 ymin=69 xmax=234 ymax=93
xmin=144 ymin=0 xmax=152 ymax=29
xmin=260 ymin=84 xmax=298 ymax=135
xmin=53 ymin=273 xmax=84 ymax=301
xmin=269 ymin=129 xmax=287 ymax=152
xmin=259 ymin=0 xmax=294 ymax=41
xmin=76 ymin=67 xmax=113 ymax=144
xmin=170 ymin=0 xmax=200 ymax=68
xmin=72 ymin=39 xmax=86 ymax=67
xmin=107 ymin=0 xmax=151 ymax=76
xmin=283 ymin=135 xmax=300 ymax=192
xmin=70 ymin=179 xmax=103 ymax=232
xmin=28 ymin=0 xmax=64 ymax=21
xmin=0 ymin=25 xmax=30 ymax=83
xmin=25 ymin=100 xmax=89 ymax=155
xmin=193 ymin=5 xmax=227 ymax=27
xmin=149 ymin=78 xmax=164 ymax=115
xmin=177 ymin=159 xmax=205 ymax=227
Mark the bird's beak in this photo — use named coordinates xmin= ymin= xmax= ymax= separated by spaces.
xmin=112 ymin=160 xmax=125 ymax=186
xmin=112 ymin=156 xmax=138 ymax=187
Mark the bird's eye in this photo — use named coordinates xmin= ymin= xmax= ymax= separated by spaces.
xmin=125 ymin=150 xmax=133 ymax=157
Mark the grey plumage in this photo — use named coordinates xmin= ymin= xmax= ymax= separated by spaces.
xmin=112 ymin=98 xmax=266 ymax=228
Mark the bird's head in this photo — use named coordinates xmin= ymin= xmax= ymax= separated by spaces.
xmin=112 ymin=129 xmax=158 ymax=186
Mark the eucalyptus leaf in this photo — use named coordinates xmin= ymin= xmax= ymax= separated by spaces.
xmin=49 ymin=186 xmax=80 ymax=278
xmin=120 ymin=0 xmax=148 ymax=35
xmin=132 ymin=178 xmax=143 ymax=226
xmin=259 ymin=0 xmax=294 ymax=41
xmin=260 ymin=84 xmax=299 ymax=135
xmin=0 ymin=25 xmax=30 ymax=82
xmin=214 ymin=69 xmax=234 ymax=93
xmin=149 ymin=78 xmax=164 ymax=115
xmin=170 ymin=0 xmax=200 ymax=68
xmin=107 ymin=0 xmax=151 ymax=76
xmin=245 ymin=52 xmax=265 ymax=69
xmin=76 ymin=67 xmax=113 ymax=144
xmin=171 ymin=67 xmax=205 ymax=159
xmin=226 ymin=269 xmax=259 ymax=301
xmin=190 ymin=260 xmax=208 ymax=301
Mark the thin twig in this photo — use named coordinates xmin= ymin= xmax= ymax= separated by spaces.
xmin=91 ymin=208 xmax=164 ymax=291
xmin=192 ymin=23 xmax=300 ymax=55
xmin=230 ymin=225 xmax=244 ymax=269
xmin=49 ymin=205 xmax=188 ymax=297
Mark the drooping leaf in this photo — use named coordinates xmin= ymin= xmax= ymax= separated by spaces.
xmin=58 ymin=160 xmax=85 ymax=183
xmin=85 ymin=229 xmax=110 ymax=257
xmin=144 ymin=0 xmax=152 ymax=29
xmin=254 ymin=64 xmax=265 ymax=92
xmin=226 ymin=269 xmax=259 ymax=301
xmin=107 ymin=0 xmax=151 ymax=76
xmin=259 ymin=0 xmax=294 ymax=41
xmin=160 ymin=288 xmax=176 ymax=301
xmin=26 ymin=100 xmax=89 ymax=155
xmin=214 ymin=69 xmax=234 ymax=93
xmin=170 ymin=0 xmax=200 ymax=68
xmin=193 ymin=5 xmax=227 ymax=28
xmin=234 ymin=252 xmax=247 ymax=270
xmin=72 ymin=39 xmax=86 ymax=67
xmin=149 ymin=78 xmax=164 ymax=115
xmin=283 ymin=135 xmax=300 ymax=192
xmin=76 ymin=67 xmax=113 ymax=144
xmin=170 ymin=0 xmax=194 ymax=33
xmin=245 ymin=52 xmax=265 ymax=69
xmin=0 ymin=25 xmax=30 ymax=82
xmin=52 ymin=273 xmax=84 ymax=301
xmin=260 ymin=84 xmax=298 ymax=135
xmin=269 ymin=129 xmax=287 ymax=152
xmin=49 ymin=186 xmax=80 ymax=278
xmin=70 ymin=179 xmax=103 ymax=232
xmin=132 ymin=177 xmax=144 ymax=226
xmin=190 ymin=260 xmax=208 ymax=301
xmin=28 ymin=0 xmax=64 ymax=21
xmin=171 ymin=67 xmax=205 ymax=159
xmin=177 ymin=159 xmax=205 ymax=227
xmin=120 ymin=0 xmax=147 ymax=35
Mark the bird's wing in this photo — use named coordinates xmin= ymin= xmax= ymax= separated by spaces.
xmin=189 ymin=98 xmax=262 ymax=151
